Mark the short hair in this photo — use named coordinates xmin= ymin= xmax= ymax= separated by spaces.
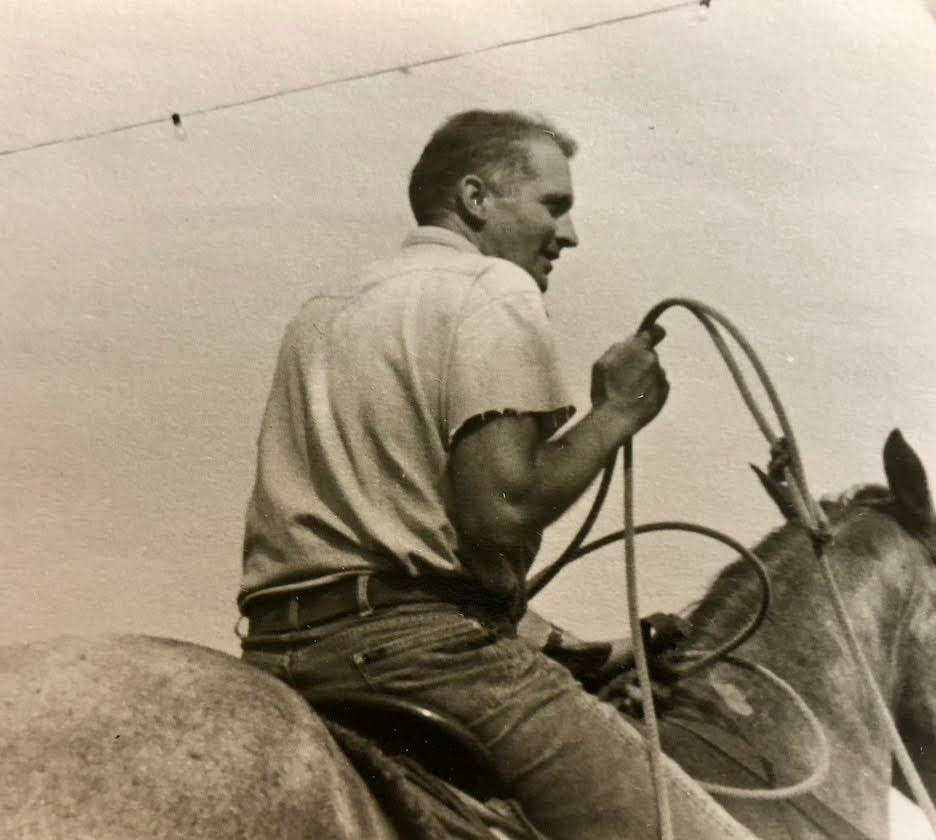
xmin=408 ymin=110 xmax=577 ymax=225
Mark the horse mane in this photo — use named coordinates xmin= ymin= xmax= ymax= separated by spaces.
xmin=688 ymin=484 xmax=894 ymax=640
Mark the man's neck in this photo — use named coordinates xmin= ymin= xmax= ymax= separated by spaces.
xmin=431 ymin=213 xmax=487 ymax=256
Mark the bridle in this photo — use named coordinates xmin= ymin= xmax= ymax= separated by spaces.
xmin=528 ymin=299 xmax=936 ymax=839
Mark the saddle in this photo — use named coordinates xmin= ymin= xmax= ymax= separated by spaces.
xmin=306 ymin=689 xmax=506 ymax=801
xmin=306 ymin=690 xmax=544 ymax=840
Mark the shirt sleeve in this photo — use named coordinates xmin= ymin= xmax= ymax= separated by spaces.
xmin=444 ymin=272 xmax=576 ymax=447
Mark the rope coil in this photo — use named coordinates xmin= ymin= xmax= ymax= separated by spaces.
xmin=530 ymin=298 xmax=936 ymax=838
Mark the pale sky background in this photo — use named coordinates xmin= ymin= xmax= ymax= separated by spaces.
xmin=3 ymin=0 xmax=936 ymax=835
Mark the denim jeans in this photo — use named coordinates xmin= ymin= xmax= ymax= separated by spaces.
xmin=242 ymin=603 xmax=756 ymax=840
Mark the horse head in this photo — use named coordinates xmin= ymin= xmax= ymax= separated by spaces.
xmin=882 ymin=431 xmax=936 ymax=805
xmin=649 ymin=429 xmax=936 ymax=839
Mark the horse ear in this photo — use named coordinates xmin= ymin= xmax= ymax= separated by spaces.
xmin=883 ymin=429 xmax=935 ymax=536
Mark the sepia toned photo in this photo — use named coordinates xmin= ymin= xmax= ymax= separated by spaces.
xmin=3 ymin=1 xmax=936 ymax=837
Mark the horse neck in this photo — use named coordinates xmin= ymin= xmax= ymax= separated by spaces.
xmin=692 ymin=504 xmax=917 ymax=696
xmin=683 ymin=506 xmax=919 ymax=834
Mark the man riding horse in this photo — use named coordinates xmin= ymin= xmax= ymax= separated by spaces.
xmin=238 ymin=110 xmax=757 ymax=839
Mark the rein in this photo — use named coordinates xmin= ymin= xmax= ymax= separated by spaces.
xmin=529 ymin=298 xmax=936 ymax=838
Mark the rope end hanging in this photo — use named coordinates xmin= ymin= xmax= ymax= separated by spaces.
xmin=622 ymin=439 xmax=675 ymax=839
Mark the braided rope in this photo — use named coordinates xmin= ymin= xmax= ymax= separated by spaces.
xmin=623 ymin=441 xmax=674 ymax=838
xmin=532 ymin=298 xmax=936 ymax=834
xmin=638 ymin=300 xmax=936 ymax=829
xmin=640 ymin=299 xmax=830 ymax=536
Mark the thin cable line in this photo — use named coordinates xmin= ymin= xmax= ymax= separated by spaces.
xmin=0 ymin=0 xmax=700 ymax=160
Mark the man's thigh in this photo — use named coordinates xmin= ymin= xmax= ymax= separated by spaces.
xmin=351 ymin=622 xmax=754 ymax=839
xmin=243 ymin=605 xmax=755 ymax=840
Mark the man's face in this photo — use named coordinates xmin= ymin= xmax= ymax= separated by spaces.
xmin=480 ymin=137 xmax=578 ymax=292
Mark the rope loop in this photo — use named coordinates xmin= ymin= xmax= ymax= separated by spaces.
xmin=693 ymin=655 xmax=831 ymax=800
xmin=530 ymin=298 xmax=936 ymax=836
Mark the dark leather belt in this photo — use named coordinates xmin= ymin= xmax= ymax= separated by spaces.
xmin=243 ymin=573 xmax=490 ymax=636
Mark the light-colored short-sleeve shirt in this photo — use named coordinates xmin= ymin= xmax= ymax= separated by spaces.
xmin=239 ymin=226 xmax=575 ymax=609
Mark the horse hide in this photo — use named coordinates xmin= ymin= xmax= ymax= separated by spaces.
xmin=0 ymin=635 xmax=395 ymax=840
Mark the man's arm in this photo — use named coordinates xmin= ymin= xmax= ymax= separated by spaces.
xmin=449 ymin=328 xmax=668 ymax=556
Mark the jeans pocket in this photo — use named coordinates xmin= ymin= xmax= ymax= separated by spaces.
xmin=351 ymin=614 xmax=497 ymax=691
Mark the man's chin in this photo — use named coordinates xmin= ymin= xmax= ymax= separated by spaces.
xmin=534 ymin=266 xmax=552 ymax=292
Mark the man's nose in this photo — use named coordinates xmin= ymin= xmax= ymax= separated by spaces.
xmin=557 ymin=214 xmax=578 ymax=249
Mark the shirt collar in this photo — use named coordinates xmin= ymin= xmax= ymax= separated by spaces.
xmin=401 ymin=226 xmax=480 ymax=254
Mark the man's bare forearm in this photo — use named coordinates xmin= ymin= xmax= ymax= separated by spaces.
xmin=450 ymin=331 xmax=668 ymax=555
xmin=513 ymin=401 xmax=641 ymax=529
xmin=451 ymin=403 xmax=643 ymax=554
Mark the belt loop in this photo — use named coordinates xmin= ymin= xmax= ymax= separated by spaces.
xmin=288 ymin=594 xmax=300 ymax=629
xmin=356 ymin=574 xmax=375 ymax=617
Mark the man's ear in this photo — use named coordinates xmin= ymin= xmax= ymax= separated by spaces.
xmin=454 ymin=174 xmax=489 ymax=226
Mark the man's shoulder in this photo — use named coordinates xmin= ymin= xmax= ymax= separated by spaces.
xmin=361 ymin=245 xmax=539 ymax=311
xmin=468 ymin=256 xmax=540 ymax=301
xmin=396 ymin=248 xmax=539 ymax=305
xmin=382 ymin=243 xmax=516 ymax=281
xmin=282 ymin=242 xmax=540 ymax=340
xmin=289 ymin=293 xmax=353 ymax=329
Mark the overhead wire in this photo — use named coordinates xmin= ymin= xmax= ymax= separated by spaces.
xmin=1 ymin=0 xmax=704 ymax=160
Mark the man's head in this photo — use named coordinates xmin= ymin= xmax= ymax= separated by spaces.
xmin=409 ymin=110 xmax=579 ymax=291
